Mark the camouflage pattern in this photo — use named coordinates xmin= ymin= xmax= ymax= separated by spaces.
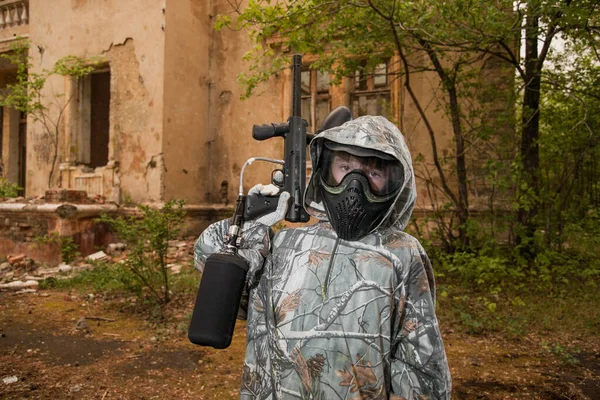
xmin=195 ymin=115 xmax=451 ymax=399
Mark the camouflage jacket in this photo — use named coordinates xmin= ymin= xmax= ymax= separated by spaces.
xmin=195 ymin=116 xmax=451 ymax=399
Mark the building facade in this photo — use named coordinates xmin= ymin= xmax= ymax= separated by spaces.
xmin=0 ymin=0 xmax=507 ymax=213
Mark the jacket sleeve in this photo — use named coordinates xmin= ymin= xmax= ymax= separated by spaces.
xmin=390 ymin=249 xmax=452 ymax=399
xmin=193 ymin=218 xmax=274 ymax=319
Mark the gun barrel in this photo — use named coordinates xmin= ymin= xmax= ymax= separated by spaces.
xmin=291 ymin=54 xmax=302 ymax=118
xmin=283 ymin=54 xmax=310 ymax=223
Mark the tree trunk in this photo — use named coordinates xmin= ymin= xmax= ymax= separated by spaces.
xmin=448 ymin=84 xmax=470 ymax=247
xmin=517 ymin=11 xmax=542 ymax=250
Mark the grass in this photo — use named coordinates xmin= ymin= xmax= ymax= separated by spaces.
xmin=41 ymin=252 xmax=600 ymax=357
xmin=436 ymin=277 xmax=600 ymax=341
xmin=39 ymin=260 xmax=202 ymax=320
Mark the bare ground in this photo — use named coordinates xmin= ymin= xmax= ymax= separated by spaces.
xmin=1 ymin=290 xmax=599 ymax=400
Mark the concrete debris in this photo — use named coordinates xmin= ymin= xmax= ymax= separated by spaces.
xmin=107 ymin=242 xmax=127 ymax=254
xmin=6 ymin=255 xmax=36 ymax=271
xmin=0 ymin=237 xmax=197 ymax=293
xmin=7 ymin=254 xmax=26 ymax=265
xmin=16 ymin=288 xmax=37 ymax=294
xmin=69 ymin=384 xmax=82 ymax=393
xmin=168 ymin=264 xmax=182 ymax=274
xmin=86 ymin=251 xmax=110 ymax=262
xmin=58 ymin=263 xmax=73 ymax=273
xmin=75 ymin=318 xmax=90 ymax=331
xmin=0 ymin=280 xmax=39 ymax=290
xmin=3 ymin=376 xmax=18 ymax=384
xmin=36 ymin=266 xmax=60 ymax=276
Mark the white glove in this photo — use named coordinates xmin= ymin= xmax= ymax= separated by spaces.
xmin=248 ymin=183 xmax=281 ymax=197
xmin=247 ymin=184 xmax=290 ymax=227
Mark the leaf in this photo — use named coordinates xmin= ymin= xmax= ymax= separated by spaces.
xmin=336 ymin=354 xmax=378 ymax=393
xmin=275 ymin=289 xmax=300 ymax=323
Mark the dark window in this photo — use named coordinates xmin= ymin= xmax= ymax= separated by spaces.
xmin=301 ymin=69 xmax=331 ymax=133
xmin=350 ymin=62 xmax=391 ymax=117
xmin=18 ymin=111 xmax=26 ymax=194
xmin=89 ymin=71 xmax=110 ymax=168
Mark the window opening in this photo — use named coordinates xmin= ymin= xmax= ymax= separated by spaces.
xmin=301 ymin=68 xmax=331 ymax=133
xmin=350 ymin=61 xmax=391 ymax=117
xmin=18 ymin=111 xmax=26 ymax=194
xmin=0 ymin=106 xmax=3 ymax=177
xmin=88 ymin=70 xmax=110 ymax=168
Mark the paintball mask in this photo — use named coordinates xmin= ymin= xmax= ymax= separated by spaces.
xmin=318 ymin=141 xmax=404 ymax=241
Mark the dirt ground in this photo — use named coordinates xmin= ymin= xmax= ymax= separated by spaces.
xmin=1 ymin=289 xmax=599 ymax=400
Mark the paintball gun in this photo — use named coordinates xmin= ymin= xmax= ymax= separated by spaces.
xmin=188 ymin=55 xmax=352 ymax=349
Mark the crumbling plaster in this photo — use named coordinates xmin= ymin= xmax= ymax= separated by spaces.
xmin=202 ymin=0 xmax=292 ymax=206
xmin=26 ymin=0 xmax=166 ymax=202
xmin=10 ymin=0 xmax=512 ymax=211
xmin=161 ymin=0 xmax=211 ymax=204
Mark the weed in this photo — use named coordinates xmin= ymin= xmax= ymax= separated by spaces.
xmin=0 ymin=177 xmax=22 ymax=198
xmin=39 ymin=260 xmax=135 ymax=292
xmin=96 ymin=200 xmax=186 ymax=305
xmin=542 ymin=341 xmax=580 ymax=364
xmin=34 ymin=232 xmax=80 ymax=264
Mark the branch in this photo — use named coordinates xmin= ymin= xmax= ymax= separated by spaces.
xmin=368 ymin=5 xmax=462 ymax=209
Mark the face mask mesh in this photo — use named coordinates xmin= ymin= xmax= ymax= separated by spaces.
xmin=332 ymin=193 xmax=368 ymax=239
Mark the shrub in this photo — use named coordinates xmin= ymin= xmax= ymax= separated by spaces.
xmin=97 ymin=200 xmax=186 ymax=305
xmin=0 ymin=177 xmax=22 ymax=198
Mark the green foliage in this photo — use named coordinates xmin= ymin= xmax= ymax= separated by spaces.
xmin=542 ymin=342 xmax=580 ymax=365
xmin=437 ymin=277 xmax=600 ymax=338
xmin=437 ymin=251 xmax=524 ymax=290
xmin=0 ymin=38 xmax=105 ymax=187
xmin=0 ymin=177 xmax=22 ymax=198
xmin=96 ymin=200 xmax=187 ymax=305
xmin=39 ymin=260 xmax=136 ymax=292
xmin=39 ymin=259 xmax=201 ymax=308
xmin=221 ymin=0 xmax=600 ymax=256
xmin=0 ymin=39 xmax=103 ymax=114
xmin=432 ymin=245 xmax=600 ymax=296
xmin=34 ymin=232 xmax=80 ymax=264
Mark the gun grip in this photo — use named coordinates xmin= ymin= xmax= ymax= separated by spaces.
xmin=244 ymin=193 xmax=282 ymax=221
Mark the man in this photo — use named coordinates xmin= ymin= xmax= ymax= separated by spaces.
xmin=195 ymin=115 xmax=452 ymax=399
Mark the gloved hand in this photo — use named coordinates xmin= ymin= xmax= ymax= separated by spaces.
xmin=246 ymin=183 xmax=290 ymax=227
xmin=195 ymin=184 xmax=290 ymax=293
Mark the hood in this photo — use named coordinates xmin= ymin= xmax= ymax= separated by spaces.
xmin=304 ymin=115 xmax=417 ymax=232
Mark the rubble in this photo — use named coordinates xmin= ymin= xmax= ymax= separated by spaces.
xmin=58 ymin=263 xmax=73 ymax=273
xmin=3 ymin=376 xmax=18 ymax=384
xmin=7 ymin=254 xmax=26 ymax=264
xmin=0 ymin=238 xmax=198 ymax=293
xmin=107 ymin=242 xmax=127 ymax=254
xmin=86 ymin=251 xmax=110 ymax=262
xmin=0 ymin=280 xmax=39 ymax=290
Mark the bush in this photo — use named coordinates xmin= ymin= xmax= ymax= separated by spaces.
xmin=436 ymin=251 xmax=525 ymax=291
xmin=0 ymin=177 xmax=22 ymax=198
xmin=97 ymin=200 xmax=186 ymax=305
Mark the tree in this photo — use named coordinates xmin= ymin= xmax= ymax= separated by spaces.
xmin=218 ymin=0 xmax=515 ymax=250
xmin=537 ymin=40 xmax=600 ymax=250
xmin=0 ymin=39 xmax=103 ymax=188
xmin=217 ymin=0 xmax=600 ymax=254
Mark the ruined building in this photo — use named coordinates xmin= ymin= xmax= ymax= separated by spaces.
xmin=0 ymin=0 xmax=510 ymax=261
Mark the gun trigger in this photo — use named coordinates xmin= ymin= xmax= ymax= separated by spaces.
xmin=272 ymin=169 xmax=285 ymax=187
